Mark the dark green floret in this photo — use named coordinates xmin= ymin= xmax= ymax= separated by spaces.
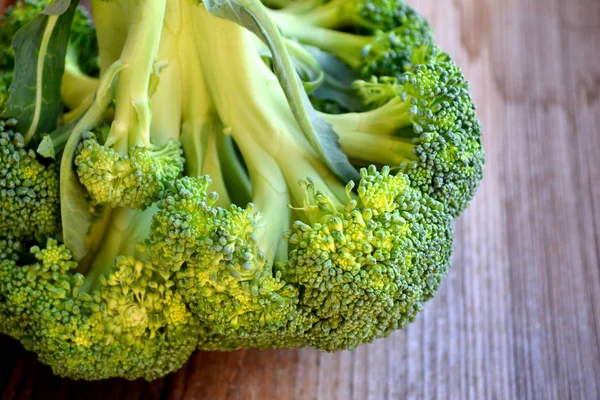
xmin=323 ymin=55 xmax=485 ymax=215
xmin=0 ymin=119 xmax=60 ymax=240
xmin=0 ymin=236 xmax=200 ymax=380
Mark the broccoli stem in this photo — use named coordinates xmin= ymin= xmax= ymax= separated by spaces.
xmin=61 ymin=47 xmax=99 ymax=112
xmin=194 ymin=6 xmax=350 ymax=259
xmin=321 ymin=97 xmax=420 ymax=166
xmin=269 ymin=11 xmax=370 ymax=69
xmin=180 ymin=2 xmax=213 ymax=161
xmin=149 ymin=18 xmax=184 ymax=146
xmin=194 ymin=7 xmax=292 ymax=260
xmin=322 ymin=98 xmax=414 ymax=137
xmin=236 ymin=135 xmax=291 ymax=264
xmin=104 ymin=0 xmax=167 ymax=153
xmin=274 ymin=0 xmax=364 ymax=30
xmin=90 ymin=0 xmax=129 ymax=75
xmin=337 ymin=131 xmax=415 ymax=166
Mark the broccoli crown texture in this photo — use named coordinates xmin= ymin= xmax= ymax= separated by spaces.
xmin=0 ymin=0 xmax=484 ymax=381
xmin=0 ymin=119 xmax=60 ymax=239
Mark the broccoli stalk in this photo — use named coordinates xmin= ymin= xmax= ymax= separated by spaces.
xmin=106 ymin=0 xmax=165 ymax=152
xmin=60 ymin=46 xmax=100 ymax=122
xmin=195 ymin=6 xmax=348 ymax=234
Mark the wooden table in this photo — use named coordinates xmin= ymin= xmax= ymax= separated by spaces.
xmin=1 ymin=0 xmax=600 ymax=399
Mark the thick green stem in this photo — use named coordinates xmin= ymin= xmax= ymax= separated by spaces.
xmin=337 ymin=131 xmax=416 ymax=166
xmin=321 ymin=98 xmax=419 ymax=165
xmin=269 ymin=10 xmax=371 ymax=69
xmin=90 ymin=0 xmax=128 ymax=75
xmin=105 ymin=0 xmax=167 ymax=153
xmin=238 ymin=136 xmax=291 ymax=264
xmin=321 ymin=98 xmax=414 ymax=138
xmin=195 ymin=6 xmax=347 ymax=202
xmin=179 ymin=0 xmax=213 ymax=160
xmin=149 ymin=8 xmax=183 ymax=146
xmin=197 ymin=6 xmax=360 ymax=261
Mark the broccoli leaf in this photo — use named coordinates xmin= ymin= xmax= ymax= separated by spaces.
xmin=285 ymin=40 xmax=324 ymax=94
xmin=305 ymin=46 xmax=366 ymax=113
xmin=37 ymin=117 xmax=79 ymax=159
xmin=205 ymin=0 xmax=360 ymax=183
xmin=43 ymin=0 xmax=74 ymax=15
xmin=1 ymin=0 xmax=79 ymax=144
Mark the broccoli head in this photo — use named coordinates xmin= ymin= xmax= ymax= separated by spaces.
xmin=0 ymin=0 xmax=483 ymax=381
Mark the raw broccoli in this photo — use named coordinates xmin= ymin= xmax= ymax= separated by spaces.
xmin=0 ymin=0 xmax=484 ymax=381
xmin=0 ymin=218 xmax=200 ymax=380
xmin=324 ymin=56 xmax=485 ymax=215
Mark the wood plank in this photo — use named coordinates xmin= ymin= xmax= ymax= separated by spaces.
xmin=1 ymin=0 xmax=600 ymax=399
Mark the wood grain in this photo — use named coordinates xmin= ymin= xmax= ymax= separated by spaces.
xmin=1 ymin=0 xmax=600 ymax=399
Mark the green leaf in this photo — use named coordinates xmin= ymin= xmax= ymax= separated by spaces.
xmin=305 ymin=46 xmax=366 ymax=113
xmin=284 ymin=40 xmax=323 ymax=94
xmin=37 ymin=117 xmax=80 ymax=159
xmin=205 ymin=0 xmax=360 ymax=183
xmin=43 ymin=0 xmax=73 ymax=15
xmin=2 ymin=1 xmax=79 ymax=145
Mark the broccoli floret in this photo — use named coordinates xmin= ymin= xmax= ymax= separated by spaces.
xmin=76 ymin=132 xmax=184 ymax=210
xmin=0 ymin=119 xmax=60 ymax=240
xmin=0 ymin=236 xmax=200 ymax=380
xmin=73 ymin=1 xmax=184 ymax=210
xmin=283 ymin=166 xmax=453 ymax=350
xmin=270 ymin=2 xmax=434 ymax=77
xmin=322 ymin=56 xmax=485 ymax=215
xmin=152 ymin=177 xmax=305 ymax=345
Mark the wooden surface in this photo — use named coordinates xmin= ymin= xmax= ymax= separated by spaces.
xmin=2 ymin=0 xmax=600 ymax=399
